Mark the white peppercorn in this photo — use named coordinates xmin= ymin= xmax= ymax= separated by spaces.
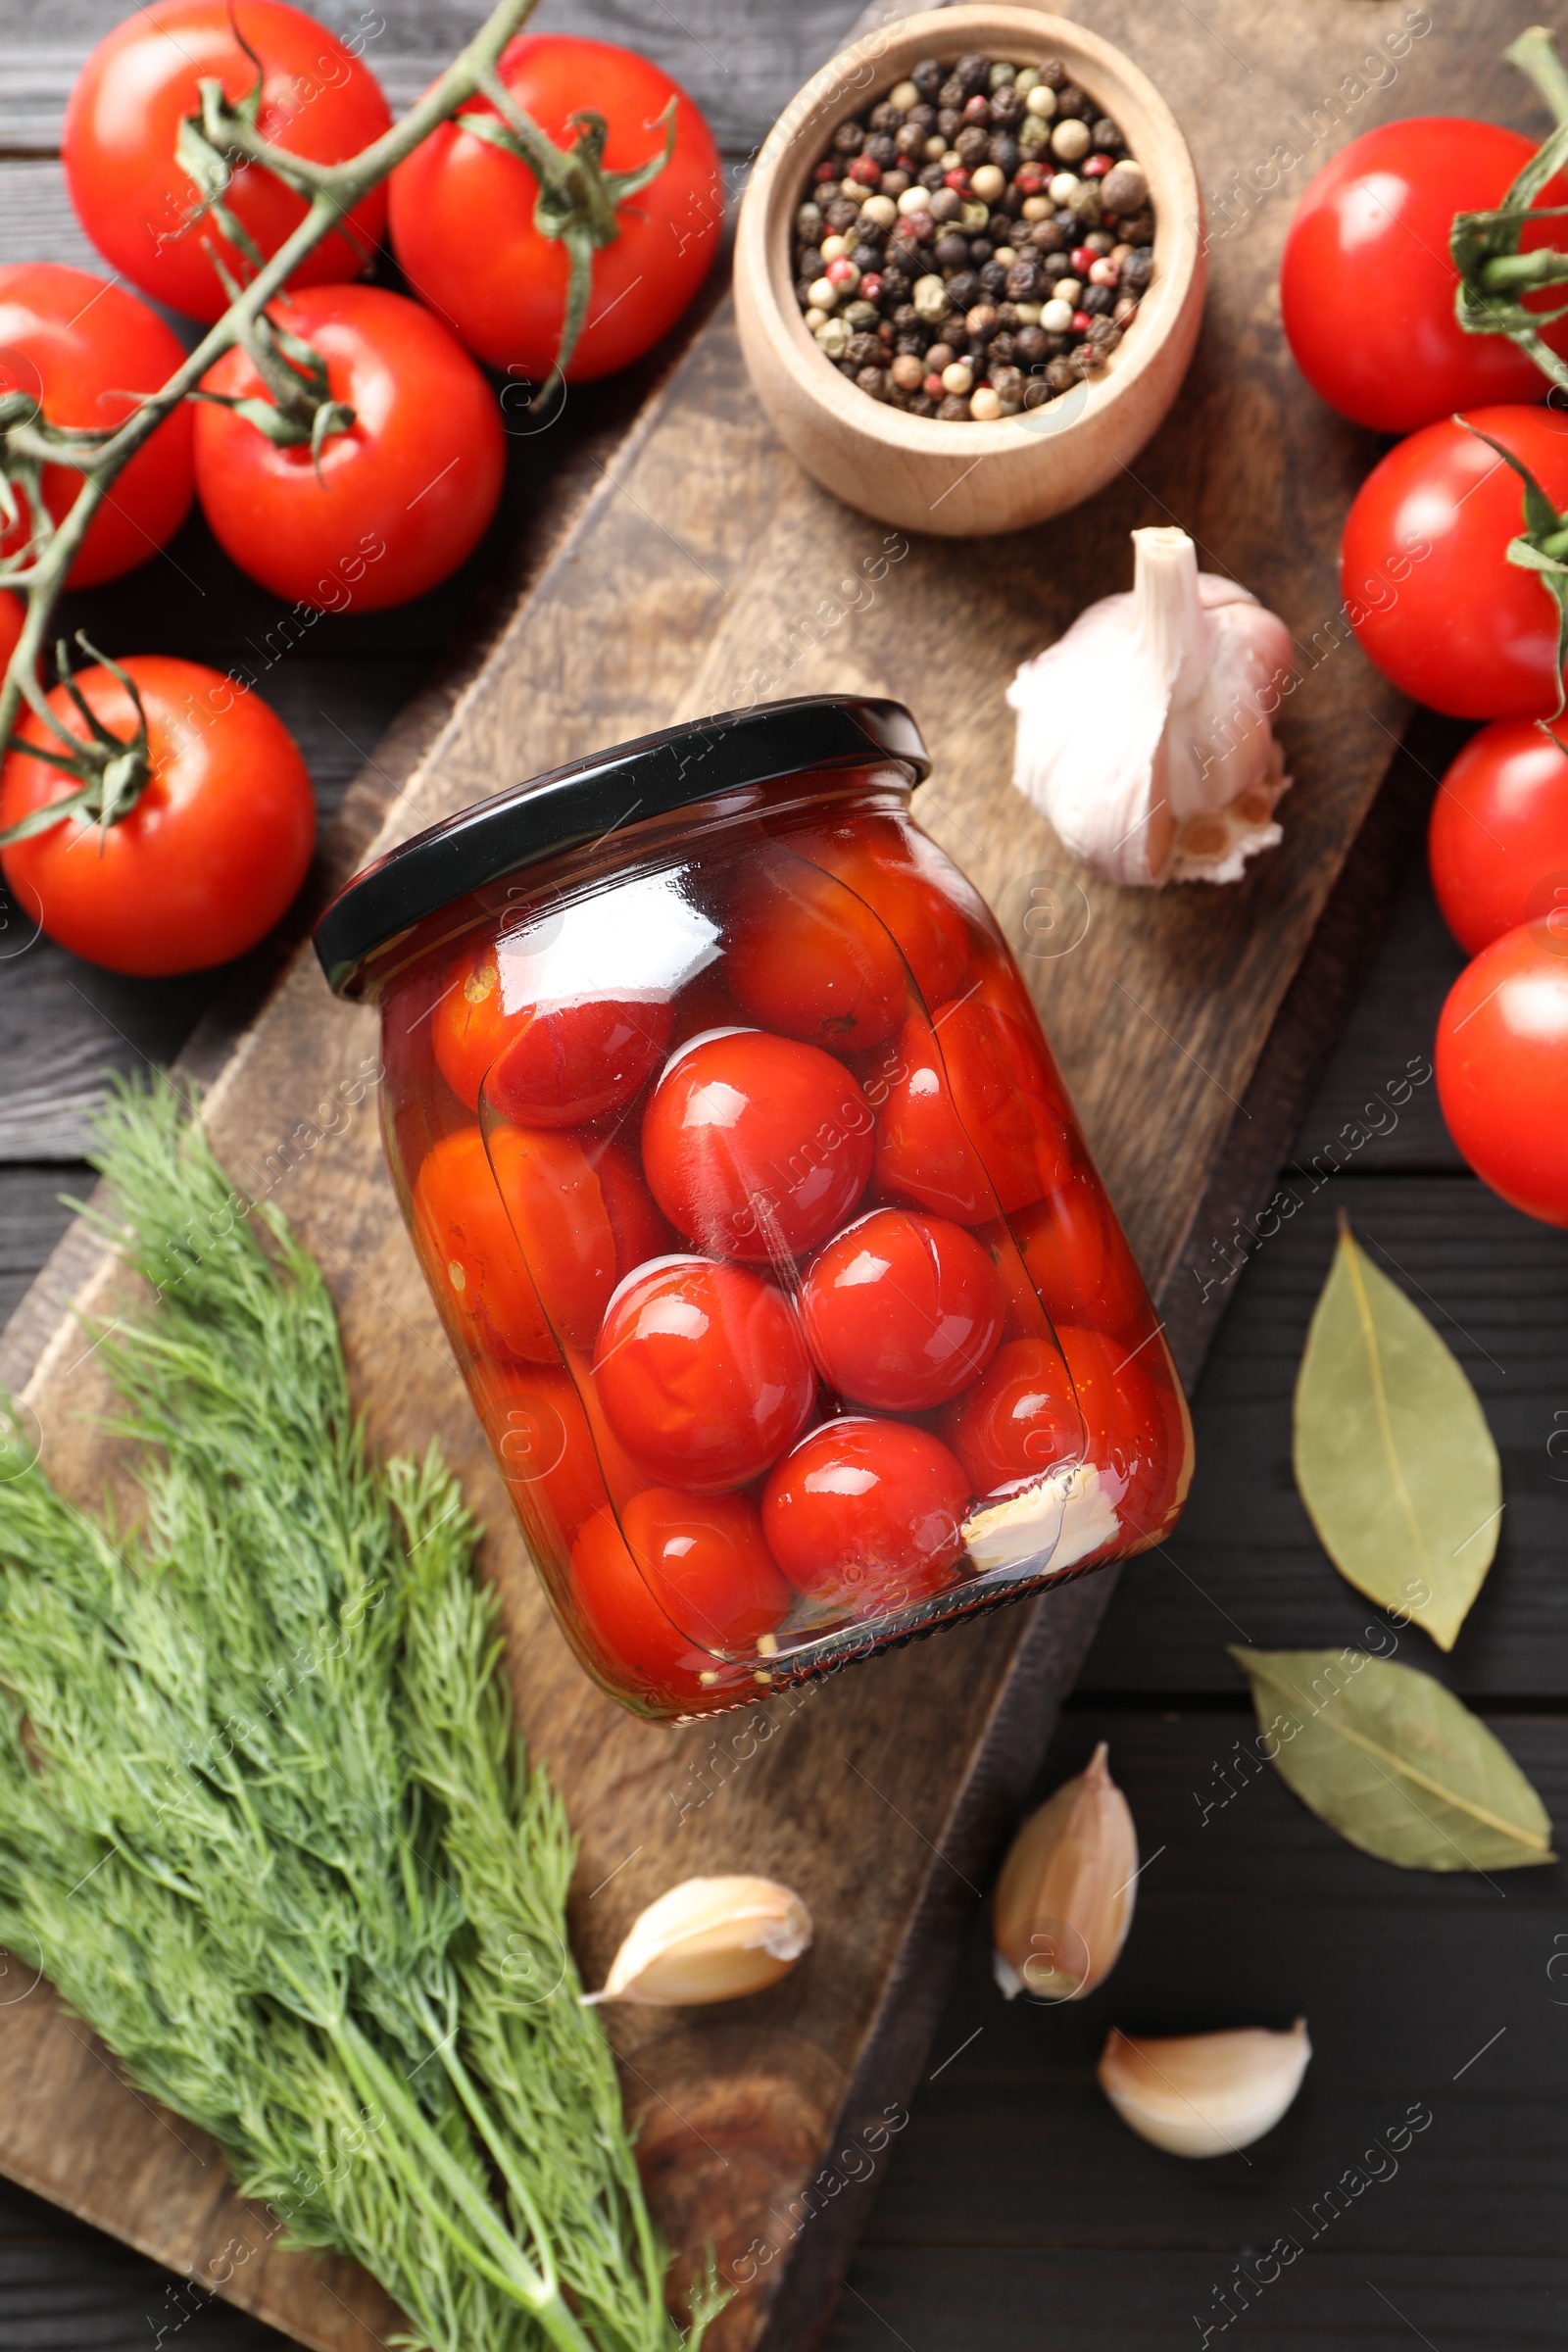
xmin=1051 ymin=118 xmax=1092 ymax=163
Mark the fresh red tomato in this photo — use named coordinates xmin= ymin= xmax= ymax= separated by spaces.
xmin=761 ymin=1417 xmax=970 ymax=1614
xmin=941 ymin=1336 xmax=1083 ymax=1498
xmin=431 ymin=932 xmax=674 ymax=1120
xmin=0 ymin=591 xmax=21 ymax=672
xmin=387 ymin=34 xmax=722 ymax=382
xmin=574 ymin=1488 xmax=789 ymax=1675
xmin=641 ymin=1029 xmax=873 ymax=1264
xmin=1057 ymin=1324 xmax=1184 ymax=1545
xmin=1003 ymin=1158 xmax=1149 ymax=1340
xmin=1281 ymin=120 xmax=1568 ymax=432
xmin=593 ymin=1255 xmax=814 ymax=1490
xmin=801 ymin=814 xmax=974 ymax=1005
xmin=1428 ymin=719 xmax=1568 ymax=955
xmin=0 ymin=656 xmax=313 ymax=975
xmin=800 ymin=1207 xmax=1004 ymax=1411
xmin=872 ymin=997 xmax=1072 ymax=1220
xmin=1435 ymin=918 xmax=1568 ymax=1224
xmin=726 ymin=857 xmax=910 ymax=1051
xmin=1341 ymin=405 xmax=1568 ymax=719
xmin=475 ymin=1361 xmax=641 ymax=1561
xmin=63 ymin=0 xmax=391 ymax=323
xmin=194 ymin=285 xmax=504 ymax=611
xmin=0 ymin=264 xmax=194 ymax=588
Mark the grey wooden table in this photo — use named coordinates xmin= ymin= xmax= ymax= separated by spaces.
xmin=3 ymin=5 xmax=1567 ymax=2347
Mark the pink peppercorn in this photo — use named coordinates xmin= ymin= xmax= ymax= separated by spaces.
xmin=826 ymin=256 xmax=859 ymax=287
xmin=860 ymin=273 xmax=884 ymax=303
xmin=944 ymin=167 xmax=971 ymax=192
xmin=1071 ymin=309 xmax=1092 ymax=333
xmin=813 ymin=160 xmax=839 ymax=183
xmin=962 ymin=94 xmax=990 ymax=121
xmin=1088 ymin=257 xmax=1119 ymax=287
xmin=1014 ymin=164 xmax=1046 ymax=196
xmin=1082 ymin=152 xmax=1115 ymax=178
xmin=923 ymin=372 xmax=945 ymax=398
xmin=1070 ymin=245 xmax=1097 ymax=274
xmin=848 ymin=155 xmax=881 ymax=186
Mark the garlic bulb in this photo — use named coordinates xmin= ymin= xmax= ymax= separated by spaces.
xmin=1098 ymin=2019 xmax=1312 ymax=2157
xmin=1007 ymin=526 xmax=1295 ymax=886
xmin=585 ymin=1876 xmax=811 ymax=2006
xmin=992 ymin=1741 xmax=1137 ymax=2002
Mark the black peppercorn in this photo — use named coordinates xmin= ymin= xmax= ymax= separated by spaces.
xmin=909 ymin=390 xmax=939 ymax=416
xmin=938 ymin=315 xmax=970 ymax=352
xmin=894 ymin=121 xmax=924 ymax=159
xmin=1054 ymin=208 xmax=1079 ymax=237
xmin=911 ymin=58 xmax=944 ymax=99
xmin=956 ymin=123 xmax=989 ymax=164
xmin=989 ymin=83 xmax=1024 ymax=125
xmin=1122 ymin=247 xmax=1154 ymax=290
xmin=1005 ymin=257 xmax=1045 ymax=300
xmin=894 ymin=329 xmax=927 ymax=357
xmin=938 ymin=392 xmax=970 ymax=420
xmin=1043 ymin=252 xmax=1070 ymax=283
xmin=937 ymin=105 xmax=962 ymax=140
xmin=1068 ymin=342 xmax=1097 ymax=378
xmin=825 ymin=198 xmax=859 ymax=231
xmin=1023 ymin=377 xmax=1053 ymax=409
xmin=1045 ymin=355 xmax=1077 ymax=390
xmin=881 ymin=265 xmax=911 ymax=300
xmin=1054 ymin=84 xmax=1089 ymax=119
xmin=935 ymin=231 xmax=970 ymax=270
xmin=1081 ymin=283 xmax=1114 ymax=316
xmin=929 ymin=185 xmax=962 ymax=222
xmin=1086 ymin=317 xmax=1122 ymax=353
xmin=856 ymin=364 xmax=888 ymax=397
xmin=1037 ymin=58 xmax=1066 ymax=88
xmin=1092 ymin=117 xmax=1124 ymax=153
xmin=991 ymin=364 xmax=1023 ymax=402
xmin=1120 ymin=210 xmax=1155 ymax=244
xmin=794 ymin=279 xmax=816 ymax=308
xmin=956 ymin=52 xmax=990 ymax=93
xmin=846 ymin=331 xmax=884 ymax=368
xmin=865 ymin=133 xmax=898 ymax=169
xmin=1015 ymin=324 xmax=1050 ymax=368
xmin=968 ymin=238 xmax=993 ymax=267
xmin=1029 ymin=219 xmax=1065 ymax=253
xmin=919 ymin=161 xmax=948 ymax=189
xmin=907 ymin=101 xmax=935 ymax=130
xmin=979 ymin=260 xmax=1009 ymax=296
xmin=939 ymin=75 xmax=964 ymax=110
xmin=988 ymin=330 xmax=1017 ymax=366
xmin=988 ymin=131 xmax=1020 ymax=174
xmin=870 ymin=101 xmax=902 ymax=133
xmin=839 ymin=358 xmax=858 ymax=379
xmin=833 ymin=120 xmax=864 ymax=152
xmin=946 ymin=270 xmax=979 ymax=311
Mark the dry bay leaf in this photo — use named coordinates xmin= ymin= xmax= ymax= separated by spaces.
xmin=1293 ymin=1218 xmax=1501 ymax=1649
xmin=1229 ymin=1645 xmax=1554 ymax=1873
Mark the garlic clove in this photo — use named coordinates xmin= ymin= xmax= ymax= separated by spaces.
xmin=962 ymin=1460 xmax=1118 ymax=1578
xmin=1098 ymin=2019 xmax=1312 ymax=2158
xmin=1007 ymin=526 xmax=1294 ymax=888
xmin=586 ymin=1875 xmax=811 ymax=2007
xmin=992 ymin=1740 xmax=1137 ymax=2002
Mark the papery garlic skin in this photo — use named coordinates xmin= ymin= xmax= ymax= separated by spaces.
xmin=587 ymin=1875 xmax=812 ymax=2007
xmin=1007 ymin=526 xmax=1296 ymax=887
xmin=1098 ymin=2019 xmax=1312 ymax=2157
xmin=992 ymin=1741 xmax=1137 ymax=2002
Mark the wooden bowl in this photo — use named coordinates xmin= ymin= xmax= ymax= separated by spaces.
xmin=734 ymin=4 xmax=1205 ymax=537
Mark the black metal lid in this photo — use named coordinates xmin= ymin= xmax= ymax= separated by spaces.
xmin=314 ymin=693 xmax=930 ymax=997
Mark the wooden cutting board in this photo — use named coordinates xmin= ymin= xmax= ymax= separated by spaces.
xmin=0 ymin=0 xmax=1521 ymax=2342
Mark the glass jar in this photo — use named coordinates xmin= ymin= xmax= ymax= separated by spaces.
xmin=316 ymin=696 xmax=1193 ymax=1720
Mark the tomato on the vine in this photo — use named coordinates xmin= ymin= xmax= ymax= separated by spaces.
xmin=761 ymin=1417 xmax=970 ymax=1614
xmin=64 ymin=0 xmax=392 ymax=324
xmin=1341 ymin=405 xmax=1568 ymax=718
xmin=387 ymin=34 xmax=722 ymax=383
xmin=572 ymin=1489 xmax=790 ymax=1690
xmin=800 ymin=1206 xmax=1004 ymax=1411
xmin=641 ymin=1029 xmax=873 ymax=1264
xmin=0 ymin=656 xmax=313 ymax=975
xmin=1428 ymin=719 xmax=1568 ymax=955
xmin=0 ymin=265 xmax=194 ymax=588
xmin=592 ymin=1254 xmax=814 ymax=1492
xmin=194 ymin=286 xmax=505 ymax=612
xmin=1282 ymin=121 xmax=1568 ymax=431
xmin=1435 ymin=918 xmax=1568 ymax=1225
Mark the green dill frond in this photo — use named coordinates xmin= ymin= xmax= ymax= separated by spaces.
xmin=0 ymin=1076 xmax=713 ymax=2352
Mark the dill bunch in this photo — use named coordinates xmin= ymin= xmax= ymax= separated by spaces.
xmin=0 ymin=1079 xmax=713 ymax=2352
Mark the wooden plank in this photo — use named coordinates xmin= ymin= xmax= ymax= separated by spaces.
xmin=1085 ymin=1173 xmax=1568 ymax=1703
xmin=0 ymin=2 xmax=1550 ymax=2349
